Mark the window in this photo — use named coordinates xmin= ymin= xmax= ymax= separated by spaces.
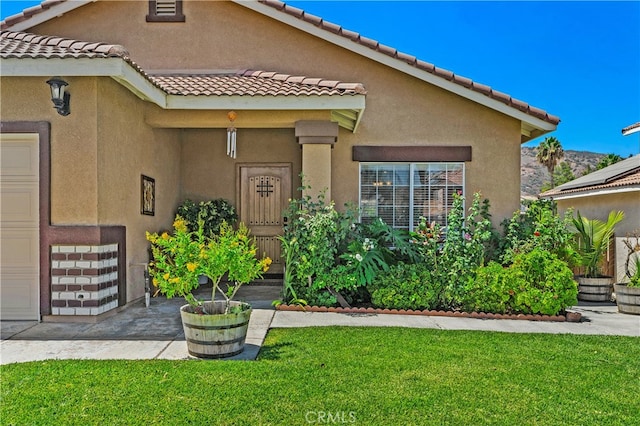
xmin=146 ymin=0 xmax=185 ymax=22
xmin=360 ymin=163 xmax=464 ymax=230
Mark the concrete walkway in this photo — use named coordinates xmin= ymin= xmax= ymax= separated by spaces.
xmin=1 ymin=292 xmax=638 ymax=365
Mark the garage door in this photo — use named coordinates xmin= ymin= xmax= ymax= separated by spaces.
xmin=1 ymin=133 xmax=40 ymax=320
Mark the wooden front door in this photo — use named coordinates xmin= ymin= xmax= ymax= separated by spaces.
xmin=238 ymin=164 xmax=291 ymax=274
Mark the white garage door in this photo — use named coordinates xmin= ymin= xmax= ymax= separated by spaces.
xmin=1 ymin=133 xmax=40 ymax=320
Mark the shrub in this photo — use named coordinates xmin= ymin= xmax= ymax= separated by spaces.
xmin=369 ymin=263 xmax=442 ymax=310
xmin=176 ymin=198 xmax=237 ymax=237
xmin=500 ymin=199 xmax=575 ymax=265
xmin=459 ymin=262 xmax=514 ymax=314
xmin=439 ymin=192 xmax=494 ymax=308
xmin=461 ymin=249 xmax=577 ymax=316
xmin=509 ymin=249 xmax=577 ymax=315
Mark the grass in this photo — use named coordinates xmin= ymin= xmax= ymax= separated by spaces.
xmin=2 ymin=327 xmax=639 ymax=425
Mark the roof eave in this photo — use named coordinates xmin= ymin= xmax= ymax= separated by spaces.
xmin=540 ymin=186 xmax=640 ymax=201
xmin=237 ymin=0 xmax=558 ymax=141
xmin=1 ymin=0 xmax=94 ymax=32
xmin=0 ymin=56 xmax=365 ymax=131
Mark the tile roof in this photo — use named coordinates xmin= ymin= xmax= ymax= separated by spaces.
xmin=541 ymin=155 xmax=640 ymax=197
xmin=0 ymin=30 xmax=129 ymax=58
xmin=1 ymin=30 xmax=365 ymax=99
xmin=257 ymin=0 xmax=560 ymax=125
xmin=0 ymin=0 xmax=66 ymax=30
xmin=622 ymin=122 xmax=640 ymax=135
xmin=149 ymin=70 xmax=366 ymax=96
xmin=0 ymin=0 xmax=559 ymax=125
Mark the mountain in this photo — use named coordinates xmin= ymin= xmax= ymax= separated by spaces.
xmin=521 ymin=147 xmax=606 ymax=198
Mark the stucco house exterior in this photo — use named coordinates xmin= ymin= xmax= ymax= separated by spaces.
xmin=0 ymin=0 xmax=559 ymax=321
xmin=540 ymin=154 xmax=640 ymax=282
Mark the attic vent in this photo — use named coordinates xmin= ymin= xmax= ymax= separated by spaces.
xmin=156 ymin=0 xmax=177 ymax=16
xmin=146 ymin=0 xmax=185 ymax=22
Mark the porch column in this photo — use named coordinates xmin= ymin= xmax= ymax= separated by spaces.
xmin=295 ymin=120 xmax=338 ymax=202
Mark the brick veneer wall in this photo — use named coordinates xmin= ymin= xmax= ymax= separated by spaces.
xmin=50 ymin=244 xmax=119 ymax=315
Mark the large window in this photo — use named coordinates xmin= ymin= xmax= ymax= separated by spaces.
xmin=360 ymin=163 xmax=464 ymax=230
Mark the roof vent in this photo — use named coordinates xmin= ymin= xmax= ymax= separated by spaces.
xmin=147 ymin=0 xmax=185 ymax=22
xmin=156 ymin=0 xmax=177 ymax=16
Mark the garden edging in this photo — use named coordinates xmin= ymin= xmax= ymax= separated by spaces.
xmin=275 ymin=304 xmax=582 ymax=322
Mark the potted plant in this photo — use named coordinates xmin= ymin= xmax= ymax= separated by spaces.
xmin=571 ymin=210 xmax=624 ymax=302
xmin=146 ymin=216 xmax=271 ymax=358
xmin=614 ymin=231 xmax=640 ymax=315
xmin=176 ymin=198 xmax=238 ymax=285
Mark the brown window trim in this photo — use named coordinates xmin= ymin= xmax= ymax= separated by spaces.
xmin=146 ymin=0 xmax=185 ymax=22
xmin=353 ymin=146 xmax=472 ymax=162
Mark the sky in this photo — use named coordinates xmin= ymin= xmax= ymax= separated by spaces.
xmin=1 ymin=0 xmax=639 ymax=157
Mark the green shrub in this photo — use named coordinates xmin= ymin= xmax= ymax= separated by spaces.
xmin=462 ymin=249 xmax=577 ymax=316
xmin=509 ymin=249 xmax=577 ymax=315
xmin=369 ymin=263 xmax=442 ymax=310
xmin=500 ymin=199 xmax=575 ymax=265
xmin=176 ymin=198 xmax=237 ymax=237
xmin=459 ymin=262 xmax=514 ymax=314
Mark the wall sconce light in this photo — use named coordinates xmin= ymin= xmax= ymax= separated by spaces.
xmin=226 ymin=111 xmax=237 ymax=159
xmin=46 ymin=77 xmax=70 ymax=116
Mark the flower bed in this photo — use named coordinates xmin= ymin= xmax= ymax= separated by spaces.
xmin=275 ymin=304 xmax=582 ymax=322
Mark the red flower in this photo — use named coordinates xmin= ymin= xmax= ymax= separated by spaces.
xmin=534 ymin=231 xmax=541 ymax=237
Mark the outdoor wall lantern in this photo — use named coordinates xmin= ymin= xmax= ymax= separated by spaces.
xmin=46 ymin=77 xmax=70 ymax=116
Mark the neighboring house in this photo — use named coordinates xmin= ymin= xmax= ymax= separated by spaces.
xmin=0 ymin=0 xmax=558 ymax=321
xmin=540 ymin=154 xmax=640 ymax=281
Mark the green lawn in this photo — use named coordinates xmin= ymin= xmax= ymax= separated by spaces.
xmin=2 ymin=328 xmax=639 ymax=425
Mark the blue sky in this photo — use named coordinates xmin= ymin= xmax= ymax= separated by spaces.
xmin=2 ymin=1 xmax=639 ymax=157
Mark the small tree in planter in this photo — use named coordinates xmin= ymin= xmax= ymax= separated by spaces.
xmin=614 ymin=231 xmax=640 ymax=315
xmin=147 ymin=216 xmax=271 ymax=358
xmin=571 ymin=210 xmax=624 ymax=302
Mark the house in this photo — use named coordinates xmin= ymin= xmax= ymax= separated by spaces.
xmin=540 ymin=153 xmax=640 ymax=281
xmin=0 ymin=0 xmax=559 ymax=321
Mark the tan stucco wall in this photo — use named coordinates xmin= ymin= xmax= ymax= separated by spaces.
xmin=96 ymin=78 xmax=182 ymax=301
xmin=556 ymin=192 xmax=640 ymax=238
xmin=1 ymin=76 xmax=99 ymax=224
xmin=180 ymin=128 xmax=301 ymax=204
xmin=29 ymin=0 xmax=525 ymax=224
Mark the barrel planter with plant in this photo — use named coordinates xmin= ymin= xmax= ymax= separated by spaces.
xmin=614 ymin=232 xmax=640 ymax=315
xmin=571 ymin=210 xmax=624 ymax=302
xmin=147 ymin=217 xmax=271 ymax=359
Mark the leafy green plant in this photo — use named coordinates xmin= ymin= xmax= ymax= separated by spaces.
xmin=508 ymin=248 xmax=577 ymax=315
xmin=176 ymin=198 xmax=237 ymax=237
xmin=461 ymin=249 xmax=577 ymax=315
xmin=369 ymin=262 xmax=441 ymax=310
xmin=500 ymin=199 xmax=575 ymax=265
xmin=571 ymin=210 xmax=624 ymax=277
xmin=147 ymin=217 xmax=271 ymax=313
xmin=439 ymin=192 xmax=494 ymax=308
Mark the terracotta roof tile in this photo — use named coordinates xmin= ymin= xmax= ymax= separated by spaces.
xmin=542 ymin=170 xmax=640 ymax=197
xmin=0 ymin=30 xmax=129 ymax=59
xmin=1 ymin=0 xmax=559 ymax=125
xmin=258 ymin=0 xmax=560 ymax=125
xmin=622 ymin=122 xmax=640 ymax=134
xmin=1 ymin=1 xmax=66 ymax=30
xmin=148 ymin=70 xmax=366 ymax=97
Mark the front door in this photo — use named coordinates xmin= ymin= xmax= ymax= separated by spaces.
xmin=238 ymin=164 xmax=291 ymax=274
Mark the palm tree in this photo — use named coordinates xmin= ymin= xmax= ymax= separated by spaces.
xmin=535 ymin=136 xmax=565 ymax=188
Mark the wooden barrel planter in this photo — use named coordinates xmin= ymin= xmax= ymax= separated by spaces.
xmin=180 ymin=301 xmax=252 ymax=359
xmin=614 ymin=284 xmax=640 ymax=315
xmin=576 ymin=276 xmax=613 ymax=302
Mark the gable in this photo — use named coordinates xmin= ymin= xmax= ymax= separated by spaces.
xmin=1 ymin=0 xmax=558 ymax=141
